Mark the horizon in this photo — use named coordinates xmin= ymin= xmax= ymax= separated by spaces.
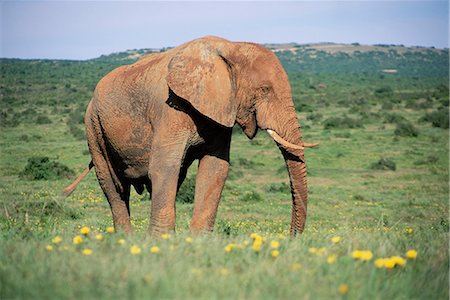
xmin=1 ymin=1 xmax=448 ymax=60
xmin=2 ymin=40 xmax=448 ymax=61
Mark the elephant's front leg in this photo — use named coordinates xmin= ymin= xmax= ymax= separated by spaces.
xmin=190 ymin=154 xmax=229 ymax=233
xmin=148 ymin=134 xmax=189 ymax=236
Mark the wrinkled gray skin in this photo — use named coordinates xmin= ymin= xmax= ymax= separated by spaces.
xmin=64 ymin=36 xmax=310 ymax=236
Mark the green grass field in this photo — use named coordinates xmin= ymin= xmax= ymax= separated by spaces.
xmin=0 ymin=45 xmax=448 ymax=299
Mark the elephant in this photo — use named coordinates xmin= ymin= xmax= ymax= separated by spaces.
xmin=63 ymin=36 xmax=318 ymax=236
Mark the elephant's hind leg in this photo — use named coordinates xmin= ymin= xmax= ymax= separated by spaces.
xmin=86 ymin=115 xmax=132 ymax=233
xmin=92 ymin=151 xmax=132 ymax=234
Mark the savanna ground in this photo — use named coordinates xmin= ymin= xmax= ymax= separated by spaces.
xmin=0 ymin=45 xmax=448 ymax=299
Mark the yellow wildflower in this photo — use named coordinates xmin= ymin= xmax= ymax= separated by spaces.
xmin=224 ymin=244 xmax=233 ymax=253
xmin=52 ymin=236 xmax=63 ymax=244
xmin=270 ymin=240 xmax=280 ymax=249
xmin=185 ymin=237 xmax=193 ymax=243
xmin=271 ymin=250 xmax=280 ymax=258
xmin=327 ymin=254 xmax=337 ymax=264
xmin=375 ymin=256 xmax=407 ymax=269
xmin=106 ymin=226 xmax=115 ymax=233
xmin=150 ymin=246 xmax=160 ymax=254
xmin=73 ymin=235 xmax=83 ymax=245
xmin=95 ymin=234 xmax=104 ymax=241
xmin=331 ymin=236 xmax=341 ymax=244
xmin=352 ymin=250 xmax=373 ymax=261
xmin=308 ymin=247 xmax=318 ymax=254
xmin=45 ymin=245 xmax=53 ymax=251
xmin=384 ymin=259 xmax=396 ymax=269
xmin=290 ymin=263 xmax=302 ymax=271
xmin=406 ymin=249 xmax=417 ymax=260
xmin=130 ymin=245 xmax=142 ymax=255
xmin=390 ymin=256 xmax=406 ymax=267
xmin=161 ymin=233 xmax=171 ymax=240
xmin=252 ymin=240 xmax=263 ymax=252
xmin=250 ymin=233 xmax=259 ymax=239
xmin=374 ymin=258 xmax=387 ymax=268
xmin=338 ymin=284 xmax=349 ymax=295
xmin=405 ymin=228 xmax=414 ymax=234
xmin=82 ymin=248 xmax=93 ymax=256
xmin=80 ymin=226 xmax=90 ymax=235
xmin=117 ymin=239 xmax=126 ymax=245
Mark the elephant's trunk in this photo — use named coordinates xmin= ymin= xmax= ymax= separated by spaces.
xmin=269 ymin=118 xmax=308 ymax=236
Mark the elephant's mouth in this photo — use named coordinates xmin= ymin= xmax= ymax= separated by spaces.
xmin=266 ymin=129 xmax=319 ymax=151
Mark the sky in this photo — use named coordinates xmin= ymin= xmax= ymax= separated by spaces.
xmin=1 ymin=1 xmax=448 ymax=60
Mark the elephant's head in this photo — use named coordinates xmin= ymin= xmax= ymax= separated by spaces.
xmin=167 ymin=36 xmax=316 ymax=235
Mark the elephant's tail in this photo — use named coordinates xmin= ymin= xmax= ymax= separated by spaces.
xmin=62 ymin=161 xmax=94 ymax=197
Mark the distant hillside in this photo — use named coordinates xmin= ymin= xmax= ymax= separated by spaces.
xmin=90 ymin=42 xmax=448 ymax=78
xmin=270 ymin=43 xmax=448 ymax=77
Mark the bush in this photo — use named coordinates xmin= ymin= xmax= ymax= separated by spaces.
xmin=323 ymin=115 xmax=363 ymax=129
xmin=370 ymin=157 xmax=396 ymax=171
xmin=306 ymin=113 xmax=323 ymax=122
xmin=36 ymin=115 xmax=52 ymax=124
xmin=67 ymin=110 xmax=85 ymax=125
xmin=69 ymin=125 xmax=85 ymax=140
xmin=405 ymin=98 xmax=433 ymax=110
xmin=19 ymin=156 xmax=75 ymax=180
xmin=374 ymin=86 xmax=394 ymax=98
xmin=265 ymin=182 xmax=290 ymax=193
xmin=394 ymin=121 xmax=419 ymax=137
xmin=421 ymin=108 xmax=449 ymax=129
xmin=176 ymin=176 xmax=195 ymax=204
xmin=239 ymin=191 xmax=263 ymax=202
xmin=295 ymin=102 xmax=314 ymax=112
xmin=384 ymin=113 xmax=406 ymax=124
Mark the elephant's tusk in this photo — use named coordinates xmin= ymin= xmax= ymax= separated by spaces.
xmin=266 ymin=130 xmax=319 ymax=149
xmin=266 ymin=129 xmax=304 ymax=150
xmin=303 ymin=142 xmax=320 ymax=148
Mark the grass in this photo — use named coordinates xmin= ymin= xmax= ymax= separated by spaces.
xmin=0 ymin=47 xmax=449 ymax=299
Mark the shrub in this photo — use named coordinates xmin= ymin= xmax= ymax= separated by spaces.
xmin=19 ymin=156 xmax=75 ymax=180
xmin=295 ymin=102 xmax=314 ymax=112
xmin=405 ymin=98 xmax=433 ymax=110
xmin=421 ymin=108 xmax=449 ymax=129
xmin=69 ymin=125 xmax=85 ymax=140
xmin=323 ymin=115 xmax=363 ymax=129
xmin=370 ymin=157 xmax=396 ymax=171
xmin=374 ymin=86 xmax=393 ymax=98
xmin=381 ymin=101 xmax=394 ymax=110
xmin=67 ymin=110 xmax=85 ymax=125
xmin=394 ymin=121 xmax=419 ymax=137
xmin=306 ymin=113 xmax=323 ymax=122
xmin=36 ymin=115 xmax=52 ymax=124
xmin=0 ymin=111 xmax=20 ymax=127
xmin=384 ymin=113 xmax=406 ymax=124
xmin=176 ymin=176 xmax=195 ymax=204
xmin=239 ymin=191 xmax=263 ymax=202
xmin=265 ymin=182 xmax=290 ymax=193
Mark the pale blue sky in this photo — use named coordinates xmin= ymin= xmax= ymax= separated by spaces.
xmin=1 ymin=1 xmax=448 ymax=60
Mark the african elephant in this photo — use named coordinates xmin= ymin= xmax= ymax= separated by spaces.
xmin=63 ymin=36 xmax=317 ymax=236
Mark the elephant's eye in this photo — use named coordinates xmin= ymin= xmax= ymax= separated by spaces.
xmin=256 ymin=86 xmax=272 ymax=101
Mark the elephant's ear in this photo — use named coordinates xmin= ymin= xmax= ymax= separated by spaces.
xmin=167 ymin=41 xmax=236 ymax=128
